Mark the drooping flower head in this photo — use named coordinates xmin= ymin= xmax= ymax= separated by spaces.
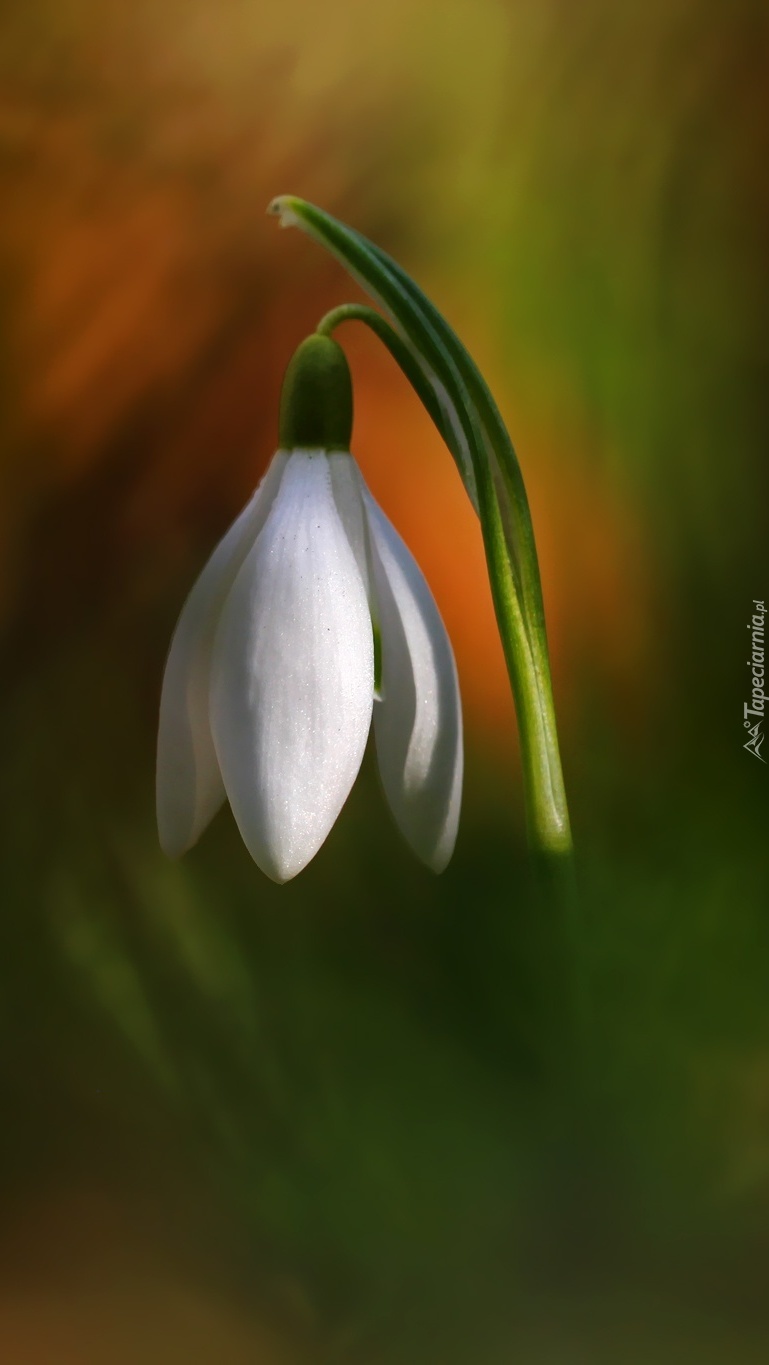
xmin=157 ymin=334 xmax=462 ymax=882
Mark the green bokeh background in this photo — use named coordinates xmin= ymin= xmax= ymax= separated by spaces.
xmin=1 ymin=1 xmax=768 ymax=1359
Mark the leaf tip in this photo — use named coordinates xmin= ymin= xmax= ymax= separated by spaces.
xmin=267 ymin=195 xmax=303 ymax=228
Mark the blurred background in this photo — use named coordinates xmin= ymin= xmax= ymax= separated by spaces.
xmin=1 ymin=0 xmax=768 ymax=1359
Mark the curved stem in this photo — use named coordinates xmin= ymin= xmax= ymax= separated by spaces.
xmin=316 ymin=305 xmax=452 ymax=446
xmin=317 ymin=302 xmax=572 ymax=860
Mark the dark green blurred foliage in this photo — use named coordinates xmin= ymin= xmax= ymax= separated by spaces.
xmin=2 ymin=608 xmax=769 ymax=1360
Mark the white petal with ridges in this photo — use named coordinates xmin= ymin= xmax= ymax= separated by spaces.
xmin=156 ymin=453 xmax=288 ymax=857
xmin=363 ymin=490 xmax=463 ymax=872
xmin=210 ymin=452 xmax=374 ymax=883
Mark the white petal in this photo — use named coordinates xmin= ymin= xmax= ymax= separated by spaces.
xmin=328 ymin=452 xmax=371 ymax=602
xmin=363 ymin=490 xmax=463 ymax=872
xmin=156 ymin=453 xmax=288 ymax=857
xmin=210 ymin=452 xmax=374 ymax=883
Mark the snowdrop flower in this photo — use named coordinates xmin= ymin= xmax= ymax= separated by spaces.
xmin=157 ymin=335 xmax=462 ymax=882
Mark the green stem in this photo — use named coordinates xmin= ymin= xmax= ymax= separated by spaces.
xmin=316 ymin=304 xmax=452 ymax=444
xmin=317 ymin=303 xmax=572 ymax=860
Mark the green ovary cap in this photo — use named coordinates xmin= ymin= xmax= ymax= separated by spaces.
xmin=278 ymin=334 xmax=353 ymax=450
